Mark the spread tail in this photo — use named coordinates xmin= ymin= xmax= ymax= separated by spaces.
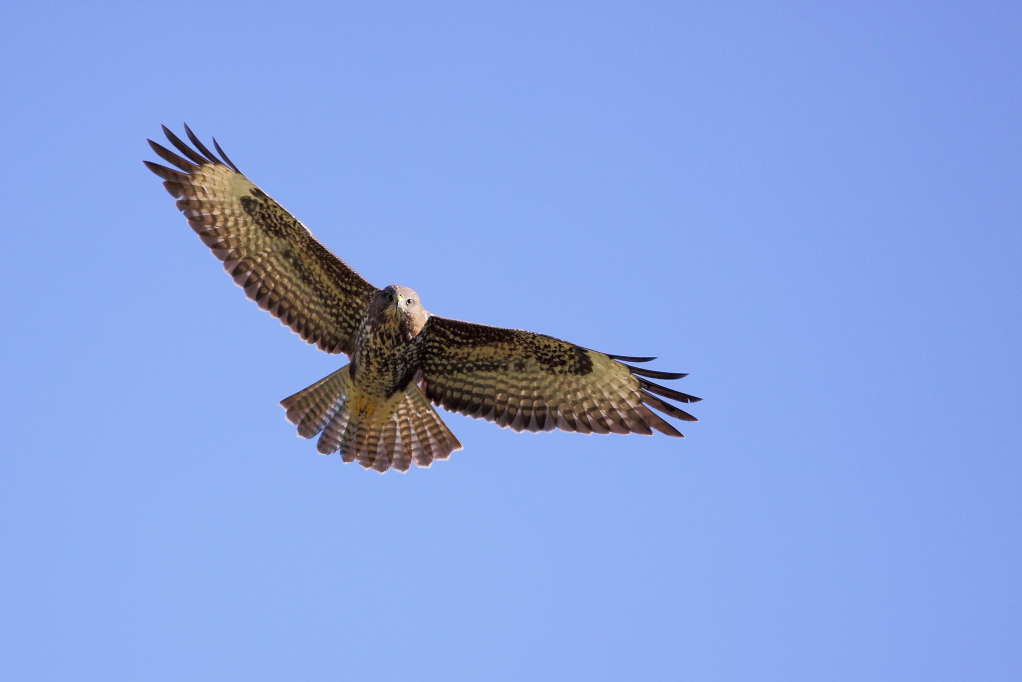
xmin=280 ymin=367 xmax=462 ymax=473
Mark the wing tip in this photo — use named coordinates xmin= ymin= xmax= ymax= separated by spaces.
xmin=641 ymin=391 xmax=699 ymax=423
xmin=639 ymin=378 xmax=701 ymax=404
xmin=623 ymin=363 xmax=689 ymax=380
xmin=213 ymin=136 xmax=241 ymax=173
xmin=183 ymin=122 xmax=225 ymax=167
xmin=148 ymin=124 xmax=242 ymax=176
xmin=604 ymin=353 xmax=657 ymax=363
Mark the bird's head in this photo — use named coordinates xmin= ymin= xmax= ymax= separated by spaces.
xmin=375 ymin=285 xmax=428 ymax=336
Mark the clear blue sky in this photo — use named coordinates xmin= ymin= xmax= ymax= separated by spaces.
xmin=1 ymin=2 xmax=1019 ymax=680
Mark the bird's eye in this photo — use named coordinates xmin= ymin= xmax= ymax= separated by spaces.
xmin=386 ymin=292 xmax=394 ymax=302
xmin=408 ymin=299 xmax=415 ymax=306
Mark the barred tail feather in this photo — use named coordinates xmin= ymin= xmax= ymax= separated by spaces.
xmin=340 ymin=384 xmax=462 ymax=473
xmin=280 ymin=369 xmax=461 ymax=473
xmin=280 ymin=365 xmax=352 ymax=441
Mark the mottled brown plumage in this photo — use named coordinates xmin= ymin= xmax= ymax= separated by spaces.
xmin=146 ymin=125 xmax=700 ymax=472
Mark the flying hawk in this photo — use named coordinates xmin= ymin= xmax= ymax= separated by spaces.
xmin=145 ymin=125 xmax=700 ymax=472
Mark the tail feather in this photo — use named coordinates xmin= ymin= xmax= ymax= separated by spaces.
xmin=395 ymin=411 xmax=415 ymax=472
xmin=280 ymin=368 xmax=462 ymax=473
xmin=280 ymin=365 xmax=351 ymax=440
xmin=340 ymin=384 xmax=462 ymax=472
xmin=317 ymin=407 xmax=351 ymax=455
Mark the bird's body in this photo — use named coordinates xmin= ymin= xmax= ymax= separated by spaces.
xmin=145 ymin=125 xmax=700 ymax=472
xmin=350 ymin=286 xmax=426 ymax=397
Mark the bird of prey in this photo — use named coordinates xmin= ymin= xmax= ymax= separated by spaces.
xmin=145 ymin=125 xmax=700 ymax=473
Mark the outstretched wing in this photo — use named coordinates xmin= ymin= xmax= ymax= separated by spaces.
xmin=144 ymin=125 xmax=377 ymax=355
xmin=417 ymin=317 xmax=700 ymax=436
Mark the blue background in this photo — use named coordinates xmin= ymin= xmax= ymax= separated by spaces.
xmin=1 ymin=2 xmax=1019 ymax=680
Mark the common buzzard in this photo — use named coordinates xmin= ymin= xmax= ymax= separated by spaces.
xmin=145 ymin=125 xmax=700 ymax=472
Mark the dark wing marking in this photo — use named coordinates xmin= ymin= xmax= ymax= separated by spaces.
xmin=144 ymin=124 xmax=377 ymax=355
xmin=417 ymin=317 xmax=700 ymax=436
